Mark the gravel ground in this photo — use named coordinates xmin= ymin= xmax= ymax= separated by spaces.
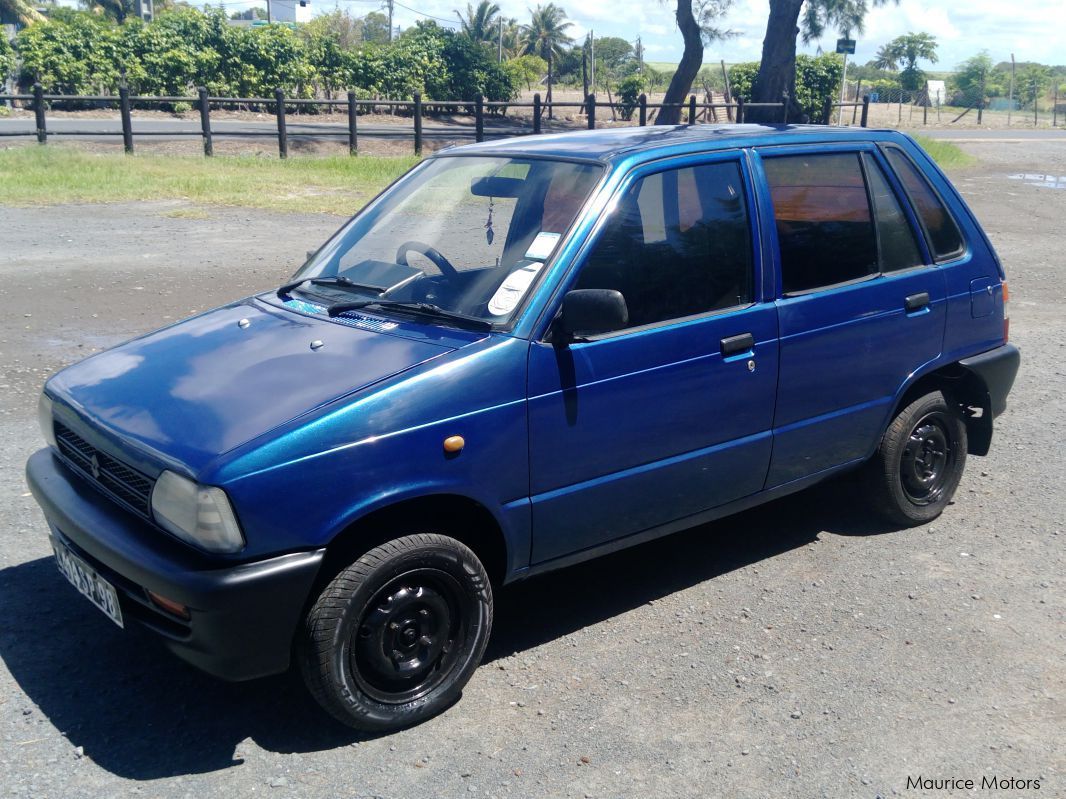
xmin=0 ymin=141 xmax=1062 ymax=798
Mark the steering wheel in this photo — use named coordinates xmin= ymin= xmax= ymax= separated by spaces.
xmin=396 ymin=240 xmax=458 ymax=278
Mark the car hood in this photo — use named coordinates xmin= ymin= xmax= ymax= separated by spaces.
xmin=47 ymin=299 xmax=461 ymax=475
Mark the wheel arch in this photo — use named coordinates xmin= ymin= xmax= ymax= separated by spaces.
xmin=314 ymin=493 xmax=511 ymax=596
xmin=888 ymin=361 xmax=994 ymax=456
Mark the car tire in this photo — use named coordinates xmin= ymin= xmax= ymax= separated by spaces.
xmin=866 ymin=390 xmax=968 ymax=527
xmin=299 ymin=533 xmax=493 ymax=731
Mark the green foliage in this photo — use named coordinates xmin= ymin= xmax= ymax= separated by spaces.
xmin=1018 ymin=65 xmax=1051 ymax=108
xmin=13 ymin=7 xmax=519 ymax=102
xmin=616 ymin=74 xmax=644 ymax=121
xmin=503 ymin=53 xmax=546 ymax=91
xmin=731 ymin=53 xmax=844 ymax=122
xmin=0 ymin=32 xmax=15 ymax=79
xmin=15 ymin=10 xmax=122 ymax=94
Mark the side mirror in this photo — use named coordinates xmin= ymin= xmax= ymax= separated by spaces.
xmin=554 ymin=289 xmax=628 ymax=343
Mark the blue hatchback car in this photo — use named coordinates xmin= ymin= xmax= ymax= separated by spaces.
xmin=28 ymin=124 xmax=1019 ymax=730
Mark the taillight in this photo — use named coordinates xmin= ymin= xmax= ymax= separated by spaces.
xmin=1001 ymin=281 xmax=1010 ymax=342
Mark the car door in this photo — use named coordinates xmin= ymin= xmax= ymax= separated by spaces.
xmin=526 ymin=153 xmax=779 ymax=565
xmin=756 ymin=144 xmax=948 ymax=487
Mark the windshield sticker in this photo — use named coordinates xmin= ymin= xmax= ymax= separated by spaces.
xmin=524 ymin=231 xmax=561 ymax=261
xmin=488 ymin=262 xmax=543 ymax=316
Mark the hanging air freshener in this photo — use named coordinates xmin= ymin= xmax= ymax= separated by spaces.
xmin=484 ymin=196 xmax=495 ymax=245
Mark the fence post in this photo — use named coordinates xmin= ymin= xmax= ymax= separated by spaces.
xmin=347 ymin=91 xmax=358 ymax=155
xmin=533 ymin=93 xmax=541 ymax=134
xmin=638 ymin=93 xmax=647 ymax=126
xmin=587 ymin=93 xmax=596 ymax=130
xmin=923 ymin=101 xmax=928 ymax=125
xmin=33 ymin=83 xmax=46 ymax=145
xmin=688 ymin=94 xmax=696 ymax=124
xmin=413 ymin=92 xmax=423 ymax=156
xmin=475 ymin=94 xmax=484 ymax=143
xmin=781 ymin=92 xmax=789 ymax=123
xmin=820 ymin=96 xmax=831 ymax=125
xmin=274 ymin=88 xmax=288 ymax=159
xmin=197 ymin=87 xmax=213 ymax=157
xmin=1054 ymin=86 xmax=1059 ymax=128
xmin=119 ymin=84 xmax=134 ymax=154
xmin=736 ymin=97 xmax=745 ymax=124
xmin=860 ymin=95 xmax=870 ymax=128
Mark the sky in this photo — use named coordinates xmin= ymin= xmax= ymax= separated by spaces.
xmin=277 ymin=0 xmax=1066 ymax=70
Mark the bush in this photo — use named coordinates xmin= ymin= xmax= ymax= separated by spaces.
xmin=729 ymin=54 xmax=844 ymax=122
xmin=13 ymin=9 xmax=518 ymax=103
xmin=616 ymin=74 xmax=644 ymax=121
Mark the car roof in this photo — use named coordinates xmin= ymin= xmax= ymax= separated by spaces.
xmin=437 ymin=124 xmax=911 ymax=165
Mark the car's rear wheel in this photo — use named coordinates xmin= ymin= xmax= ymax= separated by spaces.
xmin=866 ymin=390 xmax=968 ymax=527
xmin=300 ymin=533 xmax=492 ymax=731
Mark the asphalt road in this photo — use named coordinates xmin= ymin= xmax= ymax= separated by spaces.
xmin=2 ymin=116 xmax=1063 ymax=145
xmin=0 ymin=138 xmax=1062 ymax=798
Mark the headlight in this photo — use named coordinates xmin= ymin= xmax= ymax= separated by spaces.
xmin=38 ymin=393 xmax=57 ymax=449
xmin=151 ymin=471 xmax=245 ymax=554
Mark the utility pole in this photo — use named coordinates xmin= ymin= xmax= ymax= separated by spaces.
xmin=1008 ymin=53 xmax=1015 ymax=126
xmin=589 ymin=30 xmax=595 ymax=91
xmin=267 ymin=0 xmax=272 ymax=23
xmin=387 ymin=0 xmax=394 ymax=42
xmin=636 ymin=36 xmax=643 ymax=77
xmin=498 ymin=17 xmax=503 ymax=63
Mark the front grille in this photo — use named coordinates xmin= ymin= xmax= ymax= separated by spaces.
xmin=54 ymin=422 xmax=155 ymax=517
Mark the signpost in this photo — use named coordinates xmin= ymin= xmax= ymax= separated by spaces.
xmin=836 ymin=38 xmax=856 ymax=125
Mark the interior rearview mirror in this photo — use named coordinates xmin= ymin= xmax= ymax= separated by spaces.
xmin=555 ymin=289 xmax=628 ymax=343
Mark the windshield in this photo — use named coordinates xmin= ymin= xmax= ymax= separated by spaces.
xmin=288 ymin=156 xmax=603 ymax=326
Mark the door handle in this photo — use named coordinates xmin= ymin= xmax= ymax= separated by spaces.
xmin=720 ymin=332 xmax=754 ymax=357
xmin=905 ymin=292 xmax=930 ymax=313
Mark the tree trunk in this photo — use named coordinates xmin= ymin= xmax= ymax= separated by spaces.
xmin=748 ymin=0 xmax=806 ymax=123
xmin=657 ymin=0 xmax=703 ymax=125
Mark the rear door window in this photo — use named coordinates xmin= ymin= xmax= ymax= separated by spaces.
xmin=863 ymin=153 xmax=924 ymax=272
xmin=883 ymin=147 xmax=965 ymax=261
xmin=763 ymin=152 xmax=879 ymax=293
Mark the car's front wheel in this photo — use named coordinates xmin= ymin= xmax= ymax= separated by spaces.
xmin=866 ymin=389 xmax=968 ymax=527
xmin=300 ymin=533 xmax=493 ymax=731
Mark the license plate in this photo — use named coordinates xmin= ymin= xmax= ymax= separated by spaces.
xmin=51 ymin=537 xmax=124 ymax=628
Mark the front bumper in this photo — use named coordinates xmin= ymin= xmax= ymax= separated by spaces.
xmin=26 ymin=448 xmax=325 ymax=681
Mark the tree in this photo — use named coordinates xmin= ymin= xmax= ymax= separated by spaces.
xmin=362 ymin=10 xmax=391 ymax=43
xmin=81 ymin=0 xmax=139 ymax=24
xmin=747 ymin=0 xmax=897 ymax=123
xmin=520 ymin=3 xmax=572 ymax=110
xmin=504 ymin=53 xmax=546 ymax=90
xmin=592 ymin=35 xmax=633 ymax=82
xmin=882 ymin=31 xmax=937 ymax=91
xmin=520 ymin=4 xmax=572 ymax=62
xmin=1 ymin=0 xmax=44 ymax=25
xmin=657 ymin=0 xmax=734 ymax=125
xmin=455 ymin=1 xmax=500 ymax=46
xmin=1018 ymin=64 xmax=1050 ymax=109
xmin=871 ymin=43 xmax=897 ymax=71
xmin=953 ymin=51 xmax=993 ymax=104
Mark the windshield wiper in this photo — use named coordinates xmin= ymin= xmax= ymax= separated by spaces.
xmin=327 ymin=299 xmax=493 ymax=331
xmin=277 ymin=275 xmax=384 ymax=299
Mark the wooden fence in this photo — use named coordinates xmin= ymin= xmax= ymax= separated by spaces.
xmin=0 ymin=85 xmax=871 ymax=157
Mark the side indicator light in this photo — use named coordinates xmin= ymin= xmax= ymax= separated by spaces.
xmin=147 ymin=590 xmax=190 ymax=620
xmin=443 ymin=435 xmax=465 ymax=454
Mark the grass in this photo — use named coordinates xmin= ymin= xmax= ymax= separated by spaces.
xmin=914 ymin=137 xmax=977 ymax=169
xmin=0 ymin=146 xmax=420 ymax=215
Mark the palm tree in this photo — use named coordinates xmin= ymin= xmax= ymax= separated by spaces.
xmin=872 ymin=43 xmax=898 ymax=71
xmin=455 ymin=1 xmax=501 ymax=46
xmin=520 ymin=3 xmax=572 ymax=62
xmin=886 ymin=31 xmax=938 ymax=73
xmin=0 ymin=0 xmax=44 ymax=25
xmin=81 ymin=0 xmax=138 ymax=23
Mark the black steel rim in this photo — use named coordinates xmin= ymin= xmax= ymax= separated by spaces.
xmin=349 ymin=568 xmax=468 ymax=704
xmin=900 ymin=411 xmax=956 ymax=505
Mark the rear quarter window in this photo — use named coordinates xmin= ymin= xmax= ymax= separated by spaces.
xmin=883 ymin=147 xmax=965 ymax=261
